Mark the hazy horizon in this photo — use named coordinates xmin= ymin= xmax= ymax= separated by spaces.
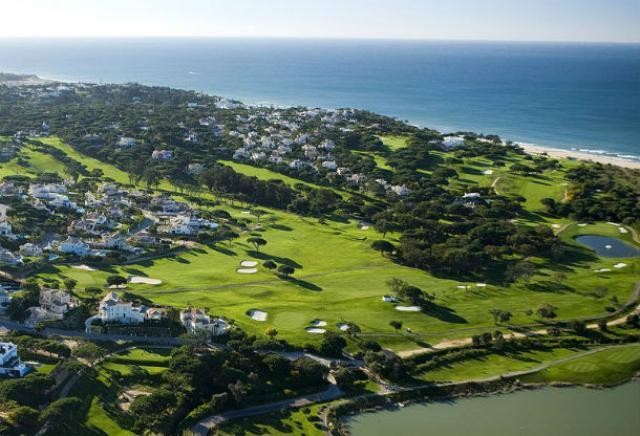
xmin=1 ymin=0 xmax=638 ymax=43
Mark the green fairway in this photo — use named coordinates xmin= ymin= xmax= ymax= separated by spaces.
xmin=20 ymin=137 xmax=640 ymax=351
xmin=379 ymin=135 xmax=409 ymax=150
xmin=521 ymin=345 xmax=640 ymax=385
xmin=417 ymin=347 xmax=581 ymax=382
xmin=69 ymin=347 xmax=170 ymax=435
xmin=217 ymin=403 xmax=327 ymax=436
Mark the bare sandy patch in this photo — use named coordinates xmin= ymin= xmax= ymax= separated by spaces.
xmin=395 ymin=305 xmax=422 ymax=312
xmin=306 ymin=327 xmax=326 ymax=334
xmin=130 ymin=276 xmax=162 ymax=285
xmin=248 ymin=310 xmax=268 ymax=321
xmin=72 ymin=264 xmax=96 ymax=271
xmin=237 ymin=268 xmax=258 ymax=274
xmin=240 ymin=260 xmax=258 ymax=267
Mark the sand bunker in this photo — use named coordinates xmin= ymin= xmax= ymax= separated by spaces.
xmin=456 ymin=285 xmax=468 ymax=289
xmin=614 ymin=263 xmax=627 ymax=269
xmin=552 ymin=224 xmax=561 ymax=229
xmin=337 ymin=323 xmax=351 ymax=331
xmin=595 ymin=268 xmax=611 ymax=273
xmin=129 ymin=276 xmax=162 ymax=285
xmin=72 ymin=264 xmax=96 ymax=271
xmin=395 ymin=306 xmax=422 ymax=312
xmin=108 ymin=284 xmax=128 ymax=289
xmin=483 ymin=169 xmax=494 ymax=175
xmin=310 ymin=320 xmax=327 ymax=327
xmin=240 ymin=260 xmax=258 ymax=267
xmin=237 ymin=268 xmax=258 ymax=274
xmin=248 ymin=310 xmax=268 ymax=321
xmin=476 ymin=283 xmax=487 ymax=287
xmin=619 ymin=227 xmax=628 ymax=234
xmin=578 ymin=223 xmax=587 ymax=227
xmin=306 ymin=327 xmax=326 ymax=334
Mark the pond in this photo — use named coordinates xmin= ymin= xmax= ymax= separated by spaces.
xmin=575 ymin=235 xmax=640 ymax=258
xmin=348 ymin=381 xmax=640 ymax=436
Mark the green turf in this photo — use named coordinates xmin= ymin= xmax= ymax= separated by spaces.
xmin=417 ymin=347 xmax=580 ymax=382
xmin=521 ymin=344 xmax=640 ymax=385
xmin=69 ymin=347 xmax=170 ymax=435
xmin=22 ymin=137 xmax=640 ymax=352
xmin=217 ymin=403 xmax=326 ymax=436
xmin=378 ymin=135 xmax=409 ymax=150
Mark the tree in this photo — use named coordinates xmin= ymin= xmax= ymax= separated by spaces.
xmin=505 ymin=261 xmax=536 ymax=282
xmin=371 ymin=240 xmax=395 ymax=256
xmin=536 ymin=303 xmax=557 ymax=319
xmin=40 ymin=397 xmax=83 ymax=433
xmin=63 ymin=278 xmax=77 ymax=292
xmin=318 ymin=332 xmax=347 ymax=358
xmin=8 ymin=406 xmax=39 ymax=434
xmin=389 ymin=320 xmax=403 ymax=332
xmin=626 ymin=314 xmax=639 ymax=328
xmin=597 ymin=319 xmax=608 ymax=332
xmin=265 ymin=327 xmax=278 ymax=340
xmin=106 ymin=275 xmax=127 ymax=286
xmin=228 ymin=380 xmax=248 ymax=405
xmin=569 ymin=319 xmax=587 ymax=335
xmin=489 ymin=309 xmax=512 ymax=325
xmin=551 ymin=271 xmax=567 ymax=286
xmin=247 ymin=236 xmax=267 ymax=254
xmin=263 ymin=260 xmax=277 ymax=271
xmin=277 ymin=264 xmax=295 ymax=277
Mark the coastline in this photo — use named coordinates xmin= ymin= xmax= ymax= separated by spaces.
xmin=330 ymin=375 xmax=640 ymax=435
xmin=517 ymin=143 xmax=640 ymax=170
xmin=3 ymin=72 xmax=639 ymax=170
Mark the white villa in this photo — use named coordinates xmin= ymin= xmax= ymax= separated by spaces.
xmin=166 ymin=215 xmax=218 ymax=236
xmin=19 ymin=243 xmax=43 ymax=257
xmin=98 ymin=292 xmax=145 ymax=324
xmin=39 ymin=288 xmax=74 ymax=319
xmin=0 ymin=342 xmax=30 ymax=377
xmin=180 ymin=307 xmax=230 ymax=336
xmin=58 ymin=237 xmax=91 ymax=257
xmin=151 ymin=149 xmax=174 ymax=160
xmin=0 ymin=247 xmax=20 ymax=266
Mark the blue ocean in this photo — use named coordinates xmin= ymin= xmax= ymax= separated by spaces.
xmin=0 ymin=38 xmax=638 ymax=159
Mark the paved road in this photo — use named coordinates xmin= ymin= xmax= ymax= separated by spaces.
xmin=191 ymin=384 xmax=343 ymax=436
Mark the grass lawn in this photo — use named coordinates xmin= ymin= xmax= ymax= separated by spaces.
xmin=0 ymin=143 xmax=68 ymax=179
xmin=25 ymin=137 xmax=640 ymax=351
xmin=69 ymin=347 xmax=170 ymax=435
xmin=217 ymin=403 xmax=326 ymax=436
xmin=378 ymin=135 xmax=409 ymax=150
xmin=521 ymin=344 xmax=640 ymax=385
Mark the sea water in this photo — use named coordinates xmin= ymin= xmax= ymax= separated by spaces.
xmin=0 ymin=38 xmax=638 ymax=159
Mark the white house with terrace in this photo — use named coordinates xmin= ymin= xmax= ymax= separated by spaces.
xmin=98 ymin=292 xmax=145 ymax=324
xmin=0 ymin=342 xmax=30 ymax=377
xmin=180 ymin=307 xmax=230 ymax=337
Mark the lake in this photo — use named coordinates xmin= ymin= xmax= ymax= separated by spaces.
xmin=348 ymin=381 xmax=640 ymax=436
xmin=575 ymin=235 xmax=640 ymax=258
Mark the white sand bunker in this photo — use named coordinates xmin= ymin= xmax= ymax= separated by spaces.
xmin=552 ymin=224 xmax=561 ymax=229
xmin=237 ymin=268 xmax=258 ymax=274
xmin=248 ymin=310 xmax=268 ymax=321
xmin=310 ymin=320 xmax=327 ymax=327
xmin=483 ymin=169 xmax=494 ymax=175
xmin=72 ymin=264 xmax=96 ymax=271
xmin=240 ymin=260 xmax=258 ymax=267
xmin=337 ymin=323 xmax=351 ymax=331
xmin=306 ymin=327 xmax=326 ymax=334
xmin=456 ymin=285 xmax=468 ymax=289
xmin=614 ymin=263 xmax=627 ymax=269
xmin=595 ymin=268 xmax=611 ymax=273
xmin=619 ymin=227 xmax=628 ymax=234
xmin=395 ymin=306 xmax=422 ymax=312
xmin=130 ymin=276 xmax=162 ymax=285
xmin=108 ymin=284 xmax=128 ymax=289
xmin=476 ymin=283 xmax=487 ymax=287
xmin=578 ymin=223 xmax=587 ymax=227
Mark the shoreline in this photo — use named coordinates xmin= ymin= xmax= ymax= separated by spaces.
xmin=3 ymin=72 xmax=639 ymax=170
xmin=517 ymin=143 xmax=640 ymax=169
xmin=330 ymin=375 xmax=640 ymax=435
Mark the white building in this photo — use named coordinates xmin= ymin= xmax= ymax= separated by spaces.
xmin=151 ymin=150 xmax=174 ymax=160
xmin=0 ymin=247 xmax=20 ymax=266
xmin=98 ymin=292 xmax=145 ymax=324
xmin=180 ymin=307 xmax=230 ymax=336
xmin=442 ymin=136 xmax=465 ymax=148
xmin=28 ymin=183 xmax=67 ymax=199
xmin=39 ymin=288 xmax=74 ymax=319
xmin=58 ymin=237 xmax=91 ymax=257
xmin=321 ymin=160 xmax=338 ymax=170
xmin=19 ymin=243 xmax=43 ymax=257
xmin=0 ymin=342 xmax=30 ymax=377
xmin=117 ymin=137 xmax=136 ymax=147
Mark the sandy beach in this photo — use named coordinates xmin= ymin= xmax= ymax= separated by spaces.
xmin=518 ymin=143 xmax=640 ymax=170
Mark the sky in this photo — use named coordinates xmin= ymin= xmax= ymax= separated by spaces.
xmin=1 ymin=0 xmax=639 ymax=43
